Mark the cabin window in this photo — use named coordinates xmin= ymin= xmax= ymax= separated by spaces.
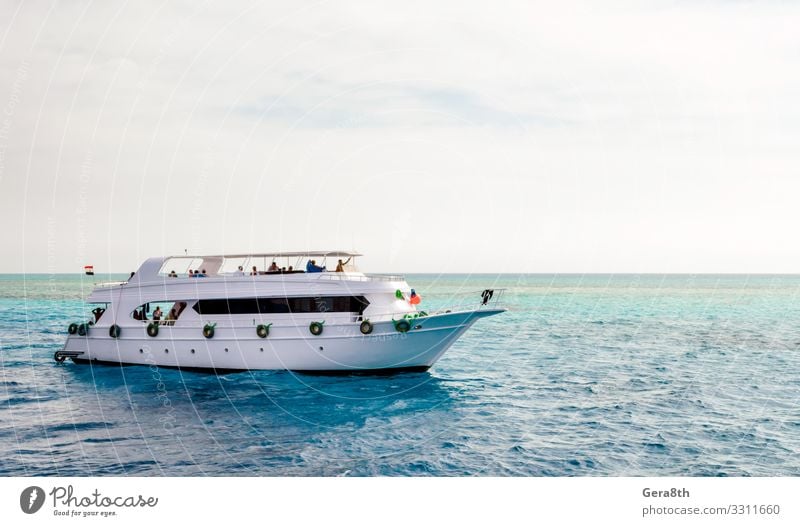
xmin=131 ymin=301 xmax=188 ymax=323
xmin=192 ymin=296 xmax=369 ymax=315
xmin=89 ymin=304 xmax=108 ymax=323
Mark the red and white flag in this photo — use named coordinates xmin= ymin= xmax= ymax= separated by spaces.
xmin=84 ymin=265 xmax=94 ymax=275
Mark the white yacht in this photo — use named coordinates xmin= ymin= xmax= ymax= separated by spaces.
xmin=58 ymin=252 xmax=505 ymax=373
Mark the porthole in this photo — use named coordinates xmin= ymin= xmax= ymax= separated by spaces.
xmin=190 ymin=349 xmax=195 ymax=354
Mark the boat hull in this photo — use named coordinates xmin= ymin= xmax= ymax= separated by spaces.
xmin=60 ymin=309 xmax=503 ymax=373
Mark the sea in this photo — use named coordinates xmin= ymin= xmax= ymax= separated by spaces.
xmin=1 ymin=273 xmax=799 ymax=476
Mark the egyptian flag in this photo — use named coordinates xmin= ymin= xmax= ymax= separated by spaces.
xmin=84 ymin=265 xmax=94 ymax=276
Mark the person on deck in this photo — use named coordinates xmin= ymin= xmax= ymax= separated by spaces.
xmin=409 ymin=289 xmax=422 ymax=305
xmin=306 ymin=260 xmax=325 ymax=273
xmin=250 ymin=266 xmax=258 ymax=276
xmin=335 ymin=257 xmax=352 ymax=272
xmin=268 ymin=261 xmax=280 ymax=272
xmin=152 ymin=307 xmax=162 ymax=321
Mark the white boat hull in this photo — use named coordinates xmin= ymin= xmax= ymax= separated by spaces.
xmin=61 ymin=309 xmax=503 ymax=373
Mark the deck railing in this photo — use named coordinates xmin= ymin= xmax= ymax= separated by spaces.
xmin=353 ymin=289 xmax=506 ymax=322
xmin=318 ymin=273 xmax=406 ymax=282
xmin=118 ymin=289 xmax=506 ymax=328
xmin=138 ymin=272 xmax=407 ymax=282
xmin=413 ymin=288 xmax=506 ymax=314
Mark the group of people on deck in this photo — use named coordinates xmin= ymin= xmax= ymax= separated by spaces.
xmin=237 ymin=264 xmax=297 ymax=275
xmin=165 ymin=257 xmax=352 ymax=278
xmin=166 ymin=269 xmax=207 ymax=278
xmin=240 ymin=257 xmax=351 ymax=275
xmin=307 ymin=257 xmax=351 ymax=273
xmin=133 ymin=302 xmax=186 ymax=323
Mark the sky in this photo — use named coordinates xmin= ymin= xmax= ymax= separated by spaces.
xmin=1 ymin=0 xmax=799 ymax=274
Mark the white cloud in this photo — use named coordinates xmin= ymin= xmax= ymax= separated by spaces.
xmin=1 ymin=0 xmax=799 ymax=273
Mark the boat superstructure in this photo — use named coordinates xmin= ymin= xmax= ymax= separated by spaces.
xmin=58 ymin=251 xmax=505 ymax=373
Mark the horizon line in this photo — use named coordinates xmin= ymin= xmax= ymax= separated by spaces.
xmin=3 ymin=272 xmax=800 ymax=276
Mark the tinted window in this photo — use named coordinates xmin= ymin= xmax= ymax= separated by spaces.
xmin=192 ymin=296 xmax=369 ymax=315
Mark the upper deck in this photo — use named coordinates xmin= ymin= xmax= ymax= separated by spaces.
xmin=88 ymin=251 xmax=407 ymax=302
xmin=127 ymin=251 xmax=383 ymax=281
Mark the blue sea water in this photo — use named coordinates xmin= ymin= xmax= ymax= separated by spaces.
xmin=1 ymin=273 xmax=799 ymax=476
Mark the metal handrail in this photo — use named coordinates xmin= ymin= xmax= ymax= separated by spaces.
xmin=318 ymin=273 xmax=405 ymax=282
xmin=412 ymin=288 xmax=506 ymax=313
xmin=107 ymin=289 xmax=505 ymax=331
xmin=126 ymin=289 xmax=507 ymax=328
xmin=147 ymin=271 xmax=406 ymax=282
xmin=95 ymin=281 xmax=127 ymax=288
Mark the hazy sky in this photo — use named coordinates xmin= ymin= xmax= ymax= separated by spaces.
xmin=1 ymin=0 xmax=798 ymax=273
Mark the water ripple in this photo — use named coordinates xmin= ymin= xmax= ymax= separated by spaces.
xmin=1 ymin=274 xmax=800 ymax=475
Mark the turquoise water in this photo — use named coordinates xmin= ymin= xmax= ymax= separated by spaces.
xmin=1 ymin=273 xmax=799 ymax=476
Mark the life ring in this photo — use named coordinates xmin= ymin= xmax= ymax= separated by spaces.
xmin=147 ymin=322 xmax=159 ymax=337
xmin=395 ymin=319 xmax=411 ymax=333
xmin=54 ymin=352 xmax=66 ymax=363
xmin=77 ymin=323 xmax=88 ymax=336
xmin=68 ymin=323 xmax=78 ymax=335
xmin=360 ymin=320 xmax=373 ymax=335
xmin=203 ymin=324 xmax=215 ymax=339
xmin=256 ymin=323 xmax=271 ymax=338
xmin=109 ymin=324 xmax=121 ymax=338
xmin=309 ymin=321 xmax=324 ymax=336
